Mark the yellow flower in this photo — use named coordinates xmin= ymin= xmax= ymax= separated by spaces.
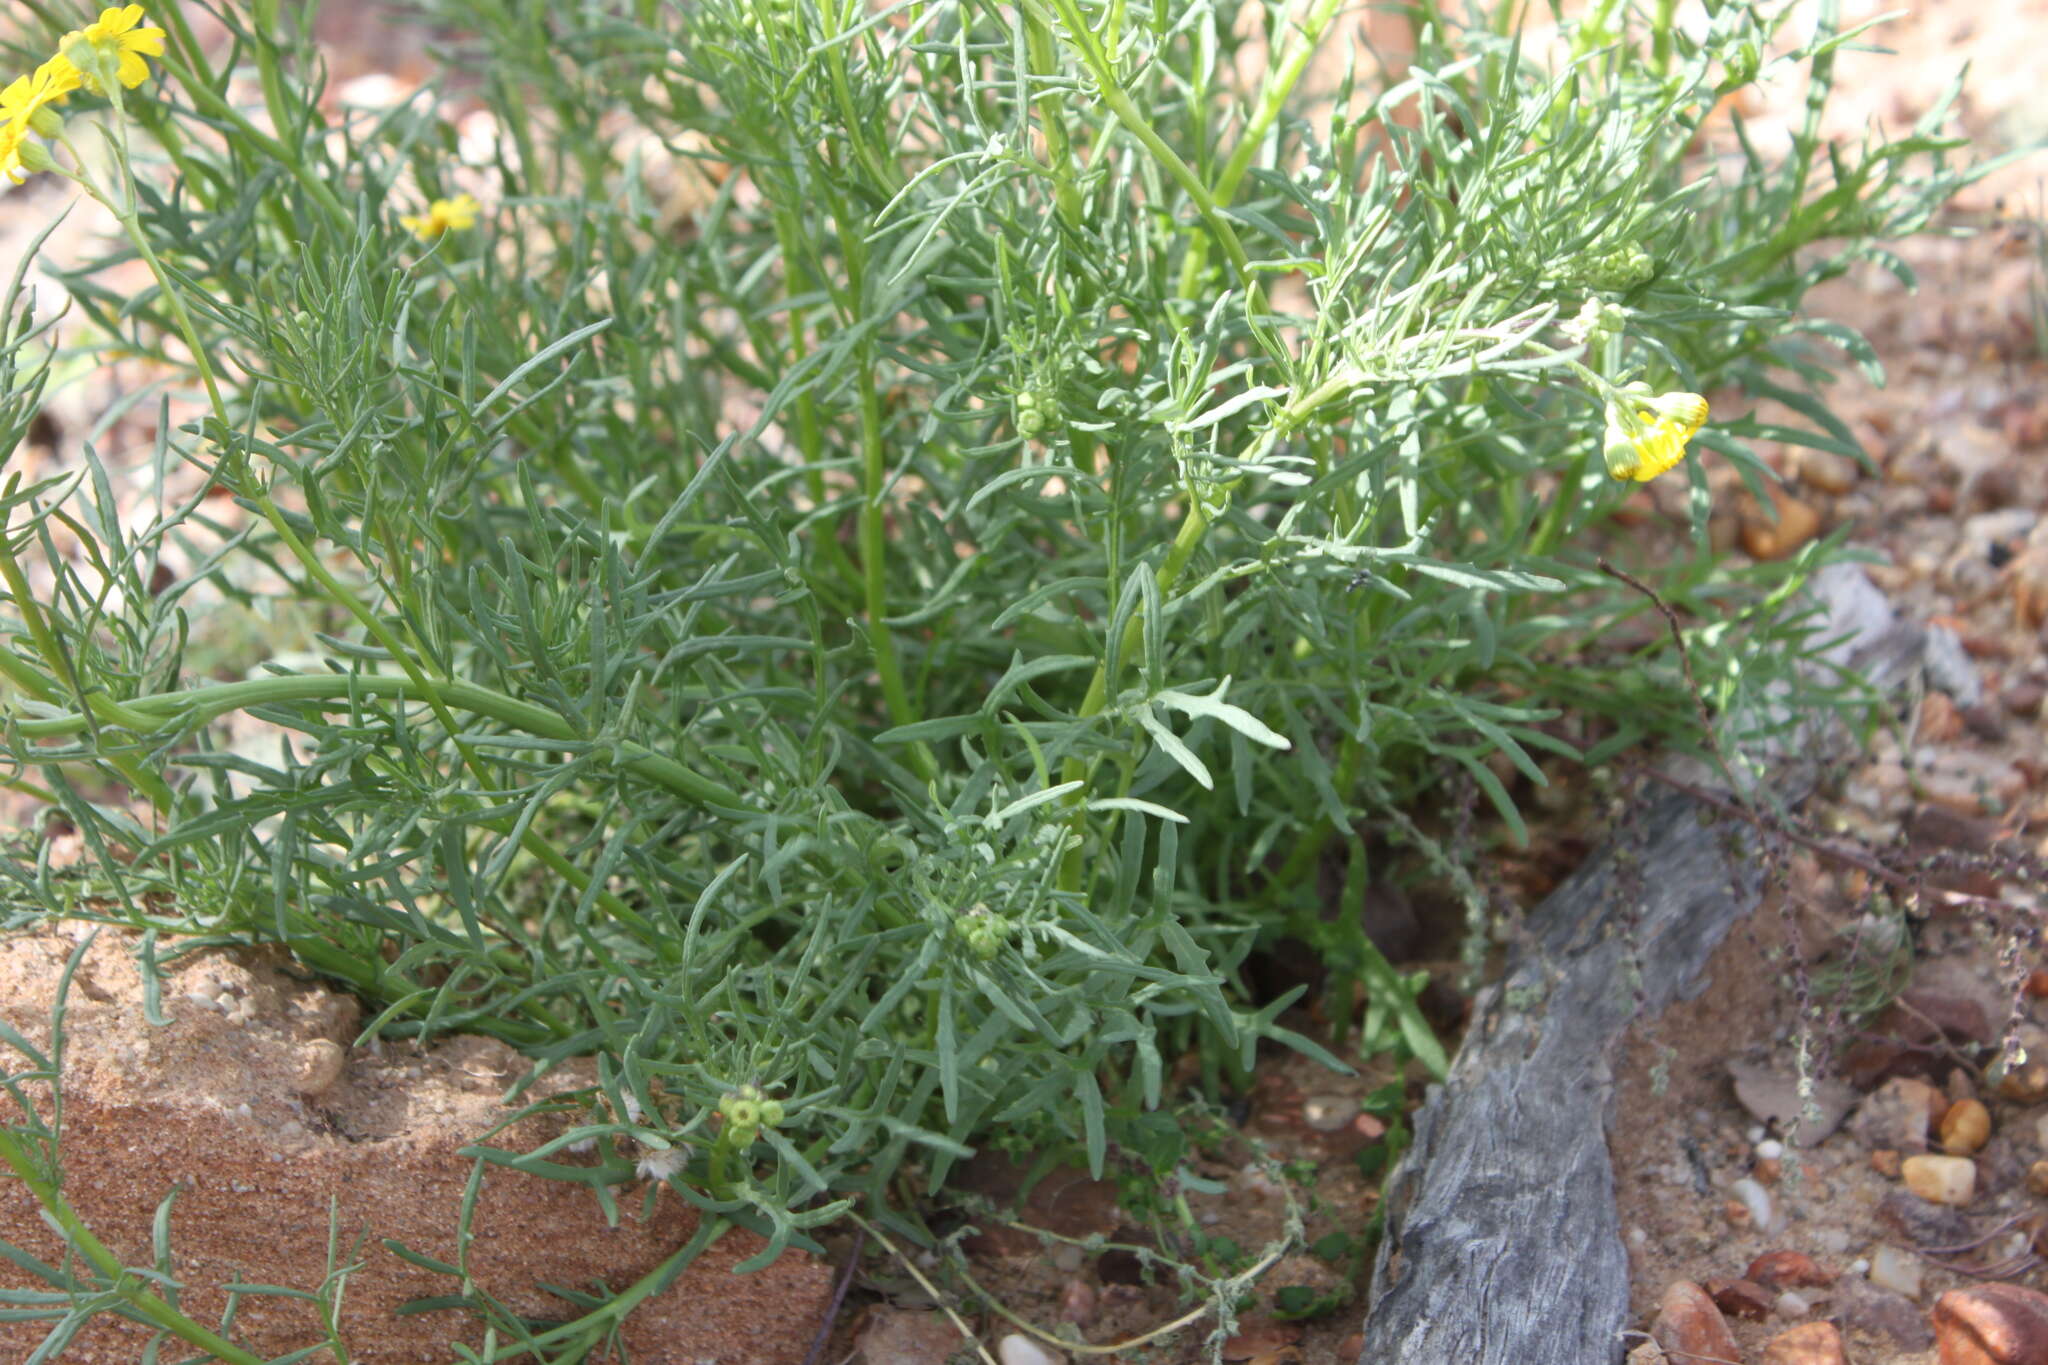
xmin=58 ymin=7 xmax=167 ymax=95
xmin=0 ymin=120 xmax=28 ymax=186
xmin=1 ymin=58 xmax=81 ymax=145
xmin=399 ymin=193 xmax=481 ymax=242
xmin=1602 ymin=387 xmax=1709 ymax=482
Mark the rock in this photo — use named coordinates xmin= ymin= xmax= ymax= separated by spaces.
xmin=1730 ymin=1176 xmax=1780 ymax=1233
xmin=998 ymin=1332 xmax=1067 ymax=1365
xmin=1797 ymin=449 xmax=1860 ymax=495
xmin=1758 ymin=1321 xmax=1846 ymax=1365
xmin=1871 ymin=1148 xmax=1903 ymax=1177
xmin=1834 ymin=1275 xmax=1936 ymax=1352
xmin=1901 ymin=1153 xmax=1977 ymax=1206
xmin=1919 ymin=690 xmax=1966 ymax=742
xmin=1728 ymin=1057 xmax=1858 ymax=1147
xmin=1961 ymin=702 xmax=2007 ymax=739
xmin=1650 ymin=1281 xmax=1741 ymax=1365
xmin=1627 ymin=1342 xmax=1671 ymax=1365
xmin=1941 ymin=1098 xmax=1993 ymax=1155
xmin=1707 ymin=1277 xmax=1775 ymax=1320
xmin=1917 ymin=749 xmax=2027 ymax=817
xmin=2006 ymin=682 xmax=2046 ymax=717
xmin=1877 ymin=1189 xmax=1975 ymax=1245
xmin=1218 ymin=1319 xmax=1299 ymax=1362
xmin=1301 ymin=1095 xmax=1352 ymax=1131
xmin=1850 ymin=1076 xmax=1943 ymax=1152
xmin=1746 ymin=1250 xmax=1834 ymax=1290
xmin=1898 ymin=987 xmax=1998 ymax=1047
xmin=1933 ymin=1283 xmax=2048 ymax=1364
xmin=1923 ymin=623 xmax=1986 ymax=707
xmin=1742 ymin=489 xmax=1823 ymax=560
xmin=1336 ymin=1332 xmax=1365 ymax=1361
xmin=1867 ymin=1244 xmax=1924 ymax=1300
xmin=2029 ymin=1161 xmax=2048 ymax=1197
xmin=860 ymin=1310 xmax=970 ymax=1365
xmin=1059 ymin=1278 xmax=1096 ymax=1325
xmin=2016 ymin=548 xmax=2048 ymax=629
xmin=1774 ymin=1290 xmax=1812 ymax=1319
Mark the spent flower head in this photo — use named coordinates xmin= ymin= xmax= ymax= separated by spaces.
xmin=399 ymin=193 xmax=481 ymax=241
xmin=58 ymin=6 xmax=166 ymax=95
xmin=1602 ymin=385 xmax=1710 ymax=482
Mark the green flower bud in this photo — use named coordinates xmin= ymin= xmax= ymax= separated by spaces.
xmin=13 ymin=140 xmax=56 ymax=176
xmin=1720 ymin=42 xmax=1759 ymax=90
xmin=1579 ymin=241 xmax=1654 ymax=292
xmin=27 ymin=105 xmax=63 ymax=139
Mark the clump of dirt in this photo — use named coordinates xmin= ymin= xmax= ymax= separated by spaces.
xmin=0 ymin=924 xmax=831 ymax=1365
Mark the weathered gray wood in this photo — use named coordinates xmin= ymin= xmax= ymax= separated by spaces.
xmin=1359 ymin=565 xmax=1929 ymax=1364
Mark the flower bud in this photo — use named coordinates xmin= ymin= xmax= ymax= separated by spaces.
xmin=13 ymin=140 xmax=56 ymax=176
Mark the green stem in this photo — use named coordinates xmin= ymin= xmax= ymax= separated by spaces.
xmin=1175 ymin=0 xmax=1346 ymax=301
xmin=1037 ymin=0 xmax=1255 ymax=291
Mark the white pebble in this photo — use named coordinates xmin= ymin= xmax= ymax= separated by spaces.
xmin=1775 ymin=1290 xmax=1811 ymax=1318
xmin=1850 ymin=1258 xmax=1870 ymax=1276
xmin=998 ymin=1333 xmax=1065 ymax=1365
xmin=1867 ymin=1245 xmax=1923 ymax=1300
xmin=1755 ymin=1139 xmax=1784 ymax=1161
xmin=1730 ymin=1177 xmax=1779 ymax=1234
xmin=1747 ymin=1124 xmax=1767 ymax=1144
xmin=1627 ymin=1226 xmax=1649 ymax=1247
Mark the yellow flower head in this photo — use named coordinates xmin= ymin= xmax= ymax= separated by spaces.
xmin=1602 ymin=386 xmax=1709 ymax=482
xmin=57 ymin=7 xmax=167 ymax=95
xmin=399 ymin=193 xmax=481 ymax=242
xmin=0 ymin=120 xmax=29 ymax=186
xmin=1 ymin=59 xmax=80 ymax=136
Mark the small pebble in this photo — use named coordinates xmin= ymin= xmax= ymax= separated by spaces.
xmin=1850 ymin=1258 xmax=1870 ymax=1276
xmin=1730 ymin=1177 xmax=1779 ymax=1233
xmin=997 ymin=1332 xmax=1064 ymax=1365
xmin=2028 ymin=1161 xmax=2048 ymax=1197
xmin=1301 ymin=1095 xmax=1352 ymax=1132
xmin=1748 ymin=1250 xmax=1834 ymax=1290
xmin=1868 ymin=1245 xmax=1924 ymax=1300
xmin=1775 ymin=1290 xmax=1812 ymax=1319
xmin=1758 ymin=1320 xmax=1846 ymax=1365
xmin=1940 ymin=1098 xmax=1992 ymax=1155
xmin=1902 ymin=1153 xmax=1977 ymax=1206
xmin=1755 ymin=1138 xmax=1785 ymax=1161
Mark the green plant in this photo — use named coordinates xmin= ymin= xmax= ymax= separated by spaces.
xmin=0 ymin=0 xmax=2011 ymax=1354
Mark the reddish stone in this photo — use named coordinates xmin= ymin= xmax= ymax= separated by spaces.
xmin=1221 ymin=1318 xmax=1303 ymax=1361
xmin=1761 ymin=1321 xmax=1847 ymax=1365
xmin=1745 ymin=1249 xmax=1836 ymax=1290
xmin=1651 ymin=1281 xmax=1741 ymax=1365
xmin=1706 ymin=1276 xmax=1775 ymax=1320
xmin=1934 ymin=1282 xmax=2048 ymax=1364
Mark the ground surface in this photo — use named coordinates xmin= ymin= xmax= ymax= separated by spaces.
xmin=2 ymin=3 xmax=2046 ymax=1364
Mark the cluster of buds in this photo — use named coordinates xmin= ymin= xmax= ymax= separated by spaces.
xmin=952 ymin=904 xmax=1013 ymax=961
xmin=1013 ymin=389 xmax=1049 ymax=439
xmin=1559 ymin=240 xmax=1655 ymax=293
xmin=716 ymin=1082 xmax=785 ymax=1147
